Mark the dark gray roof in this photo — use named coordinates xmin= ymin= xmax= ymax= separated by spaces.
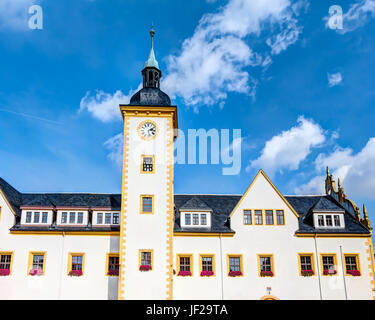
xmin=0 ymin=177 xmax=370 ymax=235
xmin=285 ymin=196 xmax=370 ymax=234
xmin=311 ymin=197 xmax=344 ymax=212
xmin=180 ymin=196 xmax=212 ymax=211
xmin=129 ymin=87 xmax=171 ymax=106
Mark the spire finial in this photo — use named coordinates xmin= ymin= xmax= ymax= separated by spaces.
xmin=150 ymin=24 xmax=155 ymax=48
xmin=144 ymin=25 xmax=159 ymax=70
xmin=326 ymin=166 xmax=330 ymax=176
xmin=338 ymin=178 xmax=341 ymax=188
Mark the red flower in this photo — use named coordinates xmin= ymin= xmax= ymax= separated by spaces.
xmin=301 ymin=269 xmax=314 ymax=276
xmin=29 ymin=268 xmax=43 ymax=276
xmin=200 ymin=270 xmax=214 ymax=277
xmin=0 ymin=269 xmax=10 ymax=276
xmin=260 ymin=270 xmax=273 ymax=277
xmin=69 ymin=270 xmax=83 ymax=277
xmin=323 ymin=269 xmax=337 ymax=275
xmin=108 ymin=269 xmax=119 ymax=276
xmin=347 ymin=269 xmax=361 ymax=276
xmin=139 ymin=265 xmax=152 ymax=271
xmin=178 ymin=270 xmax=192 ymax=276
xmin=228 ymin=271 xmax=242 ymax=277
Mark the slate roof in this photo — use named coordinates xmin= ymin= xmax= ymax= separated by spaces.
xmin=0 ymin=177 xmax=370 ymax=235
xmin=129 ymin=87 xmax=171 ymax=106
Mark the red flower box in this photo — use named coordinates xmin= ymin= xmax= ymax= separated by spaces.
xmin=200 ymin=270 xmax=214 ymax=277
xmin=139 ymin=265 xmax=152 ymax=271
xmin=260 ymin=271 xmax=273 ymax=277
xmin=347 ymin=269 xmax=361 ymax=276
xmin=178 ymin=270 xmax=192 ymax=276
xmin=29 ymin=268 xmax=43 ymax=276
xmin=108 ymin=269 xmax=119 ymax=276
xmin=68 ymin=270 xmax=83 ymax=277
xmin=228 ymin=271 xmax=242 ymax=277
xmin=323 ymin=269 xmax=337 ymax=275
xmin=301 ymin=269 xmax=314 ymax=277
xmin=0 ymin=269 xmax=10 ymax=276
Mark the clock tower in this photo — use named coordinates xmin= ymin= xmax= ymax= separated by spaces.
xmin=118 ymin=28 xmax=178 ymax=300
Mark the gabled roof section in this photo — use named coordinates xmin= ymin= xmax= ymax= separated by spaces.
xmin=311 ymin=197 xmax=344 ymax=212
xmin=179 ymin=196 xmax=212 ymax=211
xmin=229 ymin=170 xmax=299 ymax=219
xmin=0 ymin=177 xmax=22 ymax=216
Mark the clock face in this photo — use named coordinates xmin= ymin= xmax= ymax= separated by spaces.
xmin=139 ymin=121 xmax=157 ymax=139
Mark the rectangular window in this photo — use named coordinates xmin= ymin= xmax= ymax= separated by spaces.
xmin=321 ymin=254 xmax=337 ymax=275
xmin=69 ymin=212 xmax=76 ymax=224
xmin=0 ymin=253 xmax=13 ymax=274
xmin=28 ymin=252 xmax=46 ymax=275
xmin=276 ymin=210 xmax=285 ymax=225
xmin=34 ymin=212 xmax=40 ymax=223
xmin=244 ymin=210 xmax=252 ymax=225
xmin=265 ymin=210 xmax=274 ymax=225
xmin=141 ymin=155 xmax=154 ymax=173
xmin=193 ymin=214 xmax=199 ymax=225
xmin=97 ymin=213 xmax=103 ymax=224
xmin=42 ymin=212 xmax=48 ymax=224
xmin=258 ymin=255 xmax=274 ymax=277
xmin=113 ymin=213 xmax=119 ymax=224
xmin=106 ymin=254 xmax=120 ymax=276
xmin=201 ymin=214 xmax=207 ymax=225
xmin=326 ymin=215 xmax=332 ymax=226
xmin=179 ymin=256 xmax=191 ymax=272
xmin=26 ymin=211 xmax=32 ymax=223
xmin=201 ymin=257 xmax=213 ymax=272
xmin=318 ymin=215 xmax=324 ymax=226
xmin=61 ymin=212 xmax=67 ymax=224
xmin=200 ymin=254 xmax=215 ymax=276
xmin=298 ymin=254 xmax=315 ymax=276
xmin=228 ymin=256 xmax=242 ymax=273
xmin=185 ymin=213 xmax=191 ymax=225
xmin=334 ymin=215 xmax=340 ymax=227
xmin=105 ymin=213 xmax=112 ymax=224
xmin=77 ymin=212 xmax=83 ymax=224
xmin=344 ymin=254 xmax=360 ymax=276
xmin=141 ymin=195 xmax=153 ymax=214
xmin=140 ymin=251 xmax=152 ymax=268
xmin=69 ymin=254 xmax=84 ymax=273
xmin=254 ymin=210 xmax=263 ymax=225
xmin=259 ymin=256 xmax=272 ymax=272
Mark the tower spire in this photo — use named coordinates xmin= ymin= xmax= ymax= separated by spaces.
xmin=144 ymin=26 xmax=159 ymax=69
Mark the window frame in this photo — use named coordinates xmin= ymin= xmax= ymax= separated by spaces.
xmin=265 ymin=209 xmax=274 ymax=225
xmin=297 ymin=253 xmax=316 ymax=276
xmin=138 ymin=249 xmax=154 ymax=271
xmin=185 ymin=213 xmax=191 ymax=225
xmin=257 ymin=254 xmax=275 ymax=277
xmin=243 ymin=209 xmax=252 ymax=225
xmin=199 ymin=254 xmax=216 ymax=277
xmin=27 ymin=251 xmax=47 ymax=276
xmin=343 ymin=253 xmax=361 ymax=276
xmin=67 ymin=252 xmax=85 ymax=276
xmin=254 ymin=209 xmax=263 ymax=225
xmin=0 ymin=251 xmax=14 ymax=275
xmin=42 ymin=212 xmax=48 ymax=224
xmin=177 ymin=254 xmax=193 ymax=276
xmin=140 ymin=195 xmax=154 ymax=214
xmin=276 ymin=209 xmax=285 ymax=225
xmin=226 ymin=254 xmax=244 ymax=276
xmin=105 ymin=253 xmax=120 ymax=276
xmin=320 ymin=253 xmax=338 ymax=276
xmin=140 ymin=155 xmax=155 ymax=174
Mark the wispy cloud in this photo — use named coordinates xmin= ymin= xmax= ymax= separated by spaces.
xmin=248 ymin=116 xmax=326 ymax=177
xmin=327 ymin=72 xmax=343 ymax=87
xmin=162 ymin=0 xmax=305 ymax=108
xmin=104 ymin=133 xmax=123 ymax=166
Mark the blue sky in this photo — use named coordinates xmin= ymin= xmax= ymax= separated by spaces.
xmin=0 ymin=0 xmax=375 ymax=223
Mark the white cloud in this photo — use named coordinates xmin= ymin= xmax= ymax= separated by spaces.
xmin=327 ymin=72 xmax=343 ymax=87
xmin=162 ymin=0 xmax=304 ymax=107
xmin=296 ymin=138 xmax=375 ymax=198
xmin=79 ymin=89 xmax=133 ymax=123
xmin=248 ymin=116 xmax=326 ymax=177
xmin=0 ymin=0 xmax=40 ymax=30
xmin=325 ymin=0 xmax=375 ymax=34
xmin=104 ymin=133 xmax=123 ymax=166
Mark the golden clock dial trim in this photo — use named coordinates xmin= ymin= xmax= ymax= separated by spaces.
xmin=137 ymin=120 xmax=159 ymax=140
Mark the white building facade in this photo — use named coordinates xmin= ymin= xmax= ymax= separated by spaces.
xmin=0 ymin=30 xmax=374 ymax=300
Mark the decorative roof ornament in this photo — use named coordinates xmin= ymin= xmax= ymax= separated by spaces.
xmin=361 ymin=204 xmax=372 ymax=230
xmin=144 ymin=26 xmax=159 ymax=69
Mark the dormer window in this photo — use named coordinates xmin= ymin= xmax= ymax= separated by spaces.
xmin=314 ymin=213 xmax=345 ymax=229
xmin=181 ymin=211 xmax=211 ymax=228
xmin=58 ymin=210 xmax=87 ymax=226
xmin=22 ymin=210 xmax=52 ymax=225
xmin=93 ymin=211 xmax=120 ymax=226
